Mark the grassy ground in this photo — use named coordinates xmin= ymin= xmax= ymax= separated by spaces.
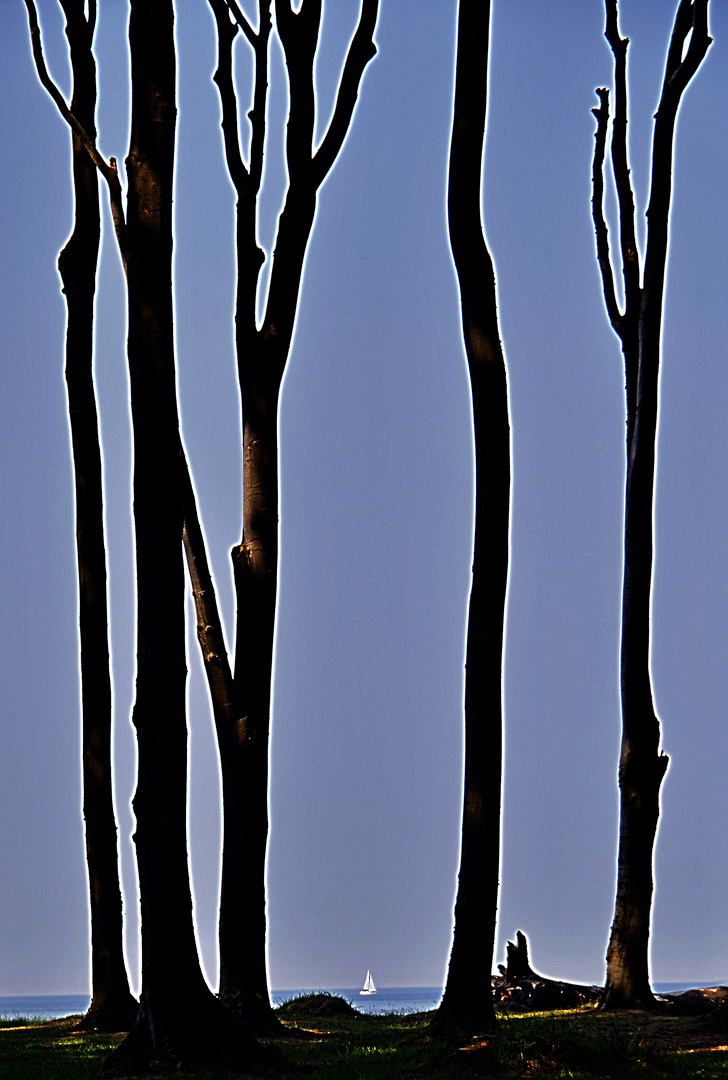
xmin=1 ymin=997 xmax=728 ymax=1079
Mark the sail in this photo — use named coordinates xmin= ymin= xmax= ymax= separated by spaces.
xmin=360 ymin=970 xmax=376 ymax=994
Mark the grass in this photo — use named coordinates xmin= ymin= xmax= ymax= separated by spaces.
xmin=1 ymin=997 xmax=727 ymax=1079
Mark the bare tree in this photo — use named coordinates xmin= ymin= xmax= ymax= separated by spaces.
xmin=430 ymin=0 xmax=509 ymax=1035
xmin=23 ymin=0 xmax=137 ymax=1034
xmin=25 ymin=0 xmax=267 ymax=1064
xmin=188 ymin=0 xmax=380 ymax=1033
xmin=109 ymin=1 xmax=268 ymax=1065
xmin=591 ymin=0 xmax=712 ymax=1010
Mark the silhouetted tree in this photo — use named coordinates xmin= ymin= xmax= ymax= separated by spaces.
xmin=110 ymin=2 xmax=266 ymax=1065
xmin=25 ymin=0 xmax=266 ymax=1065
xmin=185 ymin=0 xmax=379 ymax=1033
xmin=591 ymin=0 xmax=711 ymax=1010
xmin=26 ymin=0 xmax=378 ymax=1046
xmin=23 ymin=0 xmax=137 ymax=1034
xmin=430 ymin=0 xmax=509 ymax=1036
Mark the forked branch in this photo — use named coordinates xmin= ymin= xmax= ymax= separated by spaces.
xmin=276 ymin=0 xmax=321 ymax=186
xmin=662 ymin=0 xmax=710 ymax=93
xmin=258 ymin=0 xmax=379 ymax=344
xmin=23 ymin=0 xmax=127 ymax=270
xmin=647 ymin=0 xmax=712 ymax=232
xmin=603 ymin=0 xmax=640 ymax=316
xmin=224 ymin=0 xmax=258 ymax=47
xmin=59 ymin=0 xmax=97 ymax=41
xmin=210 ymin=0 xmax=272 ymax=197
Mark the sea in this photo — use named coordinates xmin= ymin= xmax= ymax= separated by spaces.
xmin=271 ymin=985 xmax=445 ymax=1015
xmin=0 ymin=982 xmax=722 ymax=1021
xmin=0 ymin=987 xmax=443 ymax=1022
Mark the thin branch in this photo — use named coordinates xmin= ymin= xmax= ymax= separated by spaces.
xmin=604 ymin=0 xmax=640 ymax=313
xmin=209 ymin=0 xmax=271 ymax=195
xmin=591 ymin=88 xmax=622 ymax=334
xmin=248 ymin=1 xmax=272 ymax=196
xmin=224 ymin=0 xmax=257 ymax=48
xmin=209 ymin=0 xmax=249 ymax=192
xmin=311 ymin=0 xmax=379 ymax=189
xmin=23 ymin=0 xmax=127 ymax=270
xmin=209 ymin=0 xmax=269 ymax=335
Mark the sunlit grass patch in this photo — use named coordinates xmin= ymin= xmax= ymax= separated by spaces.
xmin=2 ymin=1005 xmax=728 ymax=1078
xmin=0 ymin=1019 xmax=120 ymax=1079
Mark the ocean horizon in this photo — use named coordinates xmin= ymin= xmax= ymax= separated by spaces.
xmin=2 ymin=981 xmax=725 ymax=1021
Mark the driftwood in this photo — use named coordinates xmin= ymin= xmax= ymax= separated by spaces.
xmin=493 ymin=932 xmax=728 ymax=1017
xmin=492 ymin=931 xmax=600 ymax=1011
xmin=657 ymin=986 xmax=728 ymax=1017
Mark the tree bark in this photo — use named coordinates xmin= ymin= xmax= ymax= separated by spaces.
xmin=592 ymin=0 xmax=712 ymax=1011
xmin=111 ymin=1 xmax=263 ymax=1065
xmin=430 ymin=0 xmax=508 ymax=1036
xmin=53 ymin=0 xmax=138 ymax=1034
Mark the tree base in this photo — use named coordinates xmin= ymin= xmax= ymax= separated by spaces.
xmin=219 ymin=985 xmax=293 ymax=1037
xmin=103 ymin=990 xmax=273 ymax=1072
xmin=600 ymin=982 xmax=658 ymax=1011
xmin=73 ymin=987 xmax=139 ymax=1034
xmin=428 ymin=981 xmax=497 ymax=1037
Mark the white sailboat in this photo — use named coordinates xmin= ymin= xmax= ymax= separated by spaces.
xmin=359 ymin=970 xmax=376 ymax=995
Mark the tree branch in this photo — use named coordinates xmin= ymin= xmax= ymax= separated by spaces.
xmin=311 ymin=0 xmax=379 ymax=189
xmin=603 ymin=0 xmax=640 ymax=314
xmin=209 ymin=0 xmax=269 ymax=335
xmin=23 ymin=0 xmax=127 ymax=270
xmin=180 ymin=442 xmax=239 ymax=749
xmin=224 ymin=0 xmax=258 ymax=47
xmin=209 ymin=0 xmax=249 ymax=193
xmin=591 ymin=88 xmax=622 ymax=334
xmin=248 ymin=2 xmax=272 ymax=197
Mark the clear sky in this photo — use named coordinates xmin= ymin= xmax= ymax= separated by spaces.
xmin=0 ymin=0 xmax=726 ymax=998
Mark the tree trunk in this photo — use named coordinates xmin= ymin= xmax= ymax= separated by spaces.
xmin=57 ymin=0 xmax=137 ymax=1034
xmin=218 ymin=183 xmax=316 ymax=1029
xmin=603 ymin=306 xmax=668 ymax=1009
xmin=218 ymin=367 xmax=281 ymax=1033
xmin=111 ymin=2 xmax=263 ymax=1065
xmin=430 ymin=0 xmax=508 ymax=1036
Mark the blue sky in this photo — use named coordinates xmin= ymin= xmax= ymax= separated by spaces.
xmin=0 ymin=0 xmax=727 ymax=997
